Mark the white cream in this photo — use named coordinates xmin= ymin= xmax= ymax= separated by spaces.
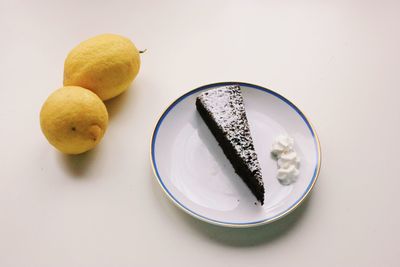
xmin=271 ymin=135 xmax=300 ymax=185
xmin=278 ymin=151 xmax=300 ymax=169
xmin=271 ymin=135 xmax=294 ymax=158
xmin=277 ymin=165 xmax=300 ymax=185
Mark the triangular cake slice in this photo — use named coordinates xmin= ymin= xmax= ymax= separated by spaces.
xmin=196 ymin=85 xmax=265 ymax=204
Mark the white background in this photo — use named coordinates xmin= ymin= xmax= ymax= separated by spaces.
xmin=1 ymin=0 xmax=399 ymax=266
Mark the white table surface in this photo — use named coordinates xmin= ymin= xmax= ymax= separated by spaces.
xmin=1 ymin=1 xmax=399 ymax=266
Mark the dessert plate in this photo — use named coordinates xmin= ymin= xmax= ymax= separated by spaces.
xmin=151 ymin=82 xmax=321 ymax=228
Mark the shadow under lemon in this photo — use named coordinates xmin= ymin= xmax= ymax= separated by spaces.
xmin=57 ymin=147 xmax=100 ymax=178
xmin=104 ymin=84 xmax=138 ymax=121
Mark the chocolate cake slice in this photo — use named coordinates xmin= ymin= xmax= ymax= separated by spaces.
xmin=196 ymin=85 xmax=265 ymax=204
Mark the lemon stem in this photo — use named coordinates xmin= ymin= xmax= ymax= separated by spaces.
xmin=139 ymin=49 xmax=147 ymax=54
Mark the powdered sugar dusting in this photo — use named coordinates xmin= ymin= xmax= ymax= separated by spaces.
xmin=197 ymin=85 xmax=263 ymax=186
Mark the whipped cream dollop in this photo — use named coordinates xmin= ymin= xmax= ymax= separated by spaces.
xmin=271 ymin=135 xmax=300 ymax=185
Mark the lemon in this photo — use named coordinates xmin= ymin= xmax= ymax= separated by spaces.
xmin=63 ymin=34 xmax=140 ymax=101
xmin=40 ymin=86 xmax=109 ymax=154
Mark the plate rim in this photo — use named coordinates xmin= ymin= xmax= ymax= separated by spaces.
xmin=150 ymin=81 xmax=322 ymax=228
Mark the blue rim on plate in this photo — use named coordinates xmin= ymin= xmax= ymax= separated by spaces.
xmin=150 ymin=82 xmax=321 ymax=228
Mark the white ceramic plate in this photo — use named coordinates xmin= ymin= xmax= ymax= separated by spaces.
xmin=151 ymin=82 xmax=321 ymax=228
